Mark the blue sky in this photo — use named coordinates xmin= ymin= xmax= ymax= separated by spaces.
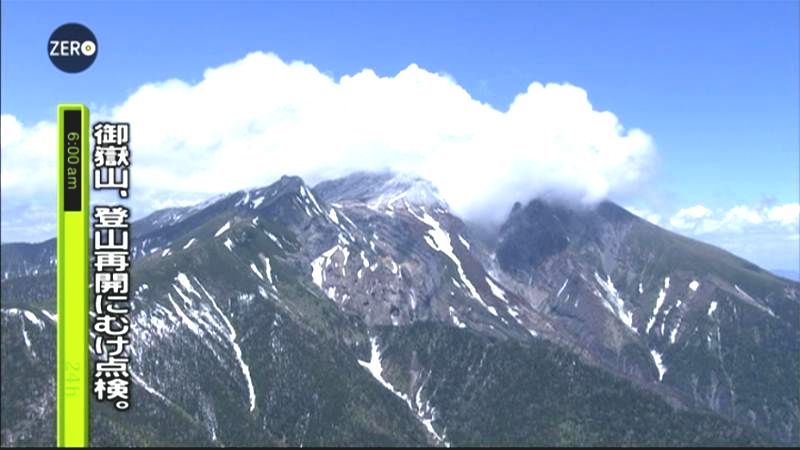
xmin=1 ymin=1 xmax=798 ymax=271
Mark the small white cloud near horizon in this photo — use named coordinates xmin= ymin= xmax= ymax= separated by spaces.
xmin=669 ymin=205 xmax=714 ymax=230
xmin=620 ymin=202 xmax=798 ymax=271
xmin=668 ymin=203 xmax=798 ymax=235
xmin=626 ymin=206 xmax=662 ymax=226
xmin=662 ymin=203 xmax=799 ymax=271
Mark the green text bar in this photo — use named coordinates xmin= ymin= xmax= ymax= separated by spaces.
xmin=57 ymin=104 xmax=90 ymax=447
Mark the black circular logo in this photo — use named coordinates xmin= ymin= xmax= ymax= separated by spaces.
xmin=48 ymin=23 xmax=97 ymax=73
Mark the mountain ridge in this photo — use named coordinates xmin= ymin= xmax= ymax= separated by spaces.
xmin=1 ymin=171 xmax=797 ymax=445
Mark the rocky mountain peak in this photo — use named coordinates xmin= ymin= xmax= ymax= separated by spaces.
xmin=314 ymin=171 xmax=448 ymax=211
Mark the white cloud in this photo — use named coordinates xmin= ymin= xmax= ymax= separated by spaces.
xmin=667 ymin=203 xmax=797 ymax=235
xmin=626 ymin=206 xmax=661 ymax=225
xmin=716 ymin=206 xmax=764 ymax=232
xmin=658 ymin=203 xmax=799 ymax=272
xmin=766 ymin=203 xmax=800 ymax=228
xmin=669 ymin=205 xmax=713 ymax=230
xmin=0 ymin=115 xmax=57 ymax=198
xmin=1 ymin=51 xmax=655 ymax=242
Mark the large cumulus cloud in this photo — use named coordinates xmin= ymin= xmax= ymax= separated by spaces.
xmin=2 ymin=51 xmax=655 ymax=241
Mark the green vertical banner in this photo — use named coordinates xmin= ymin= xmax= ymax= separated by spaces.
xmin=57 ymin=104 xmax=90 ymax=447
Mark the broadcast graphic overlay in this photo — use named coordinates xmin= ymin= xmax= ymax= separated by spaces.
xmin=57 ymin=104 xmax=90 ymax=447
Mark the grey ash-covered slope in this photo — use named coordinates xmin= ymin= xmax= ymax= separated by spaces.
xmin=492 ymin=197 xmax=799 ymax=441
xmin=1 ymin=171 xmax=796 ymax=446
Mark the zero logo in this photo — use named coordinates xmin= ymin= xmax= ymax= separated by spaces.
xmin=80 ymin=41 xmax=96 ymax=56
xmin=48 ymin=23 xmax=97 ymax=73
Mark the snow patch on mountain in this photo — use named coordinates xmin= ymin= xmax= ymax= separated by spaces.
xmin=646 ymin=288 xmax=667 ymax=334
xmin=650 ymin=350 xmax=666 ymax=381
xmin=214 ymin=221 xmax=231 ymax=237
xmin=299 ymin=185 xmax=324 ymax=216
xmin=594 ymin=272 xmax=637 ymax=333
xmin=195 ymin=276 xmax=257 ymax=413
xmin=250 ymin=263 xmax=265 ymax=281
xmin=4 ymin=309 xmax=43 ymax=354
xmin=265 ymin=231 xmax=284 ymax=250
xmin=734 ymin=284 xmax=776 ymax=317
xmin=131 ymin=371 xmax=176 ymax=408
xmin=41 ymin=309 xmax=57 ymax=322
xmin=235 ymin=191 xmax=251 ymax=207
xmin=557 ymin=279 xmax=569 ymax=297
xmin=669 ymin=321 xmax=681 ymax=344
xmin=667 ymin=301 xmax=684 ymax=345
xmin=707 ymin=301 xmax=718 ymax=317
xmin=412 ymin=209 xmax=497 ymax=317
xmin=485 ymin=277 xmax=508 ymax=303
xmin=176 ymin=273 xmax=201 ymax=297
xmin=264 ymin=257 xmax=276 ymax=290
xmin=22 ymin=310 xmax=44 ymax=329
xmin=449 ymin=307 xmax=467 ymax=329
xmin=358 ymin=337 xmax=448 ymax=444
xmin=311 ymin=245 xmax=342 ymax=299
xmin=167 ymin=293 xmax=203 ymax=337
xmin=328 ymin=208 xmax=339 ymax=224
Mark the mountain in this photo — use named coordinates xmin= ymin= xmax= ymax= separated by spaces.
xmin=1 ymin=172 xmax=796 ymax=446
xmin=492 ymin=198 xmax=799 ymax=441
xmin=771 ymin=269 xmax=800 ymax=282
